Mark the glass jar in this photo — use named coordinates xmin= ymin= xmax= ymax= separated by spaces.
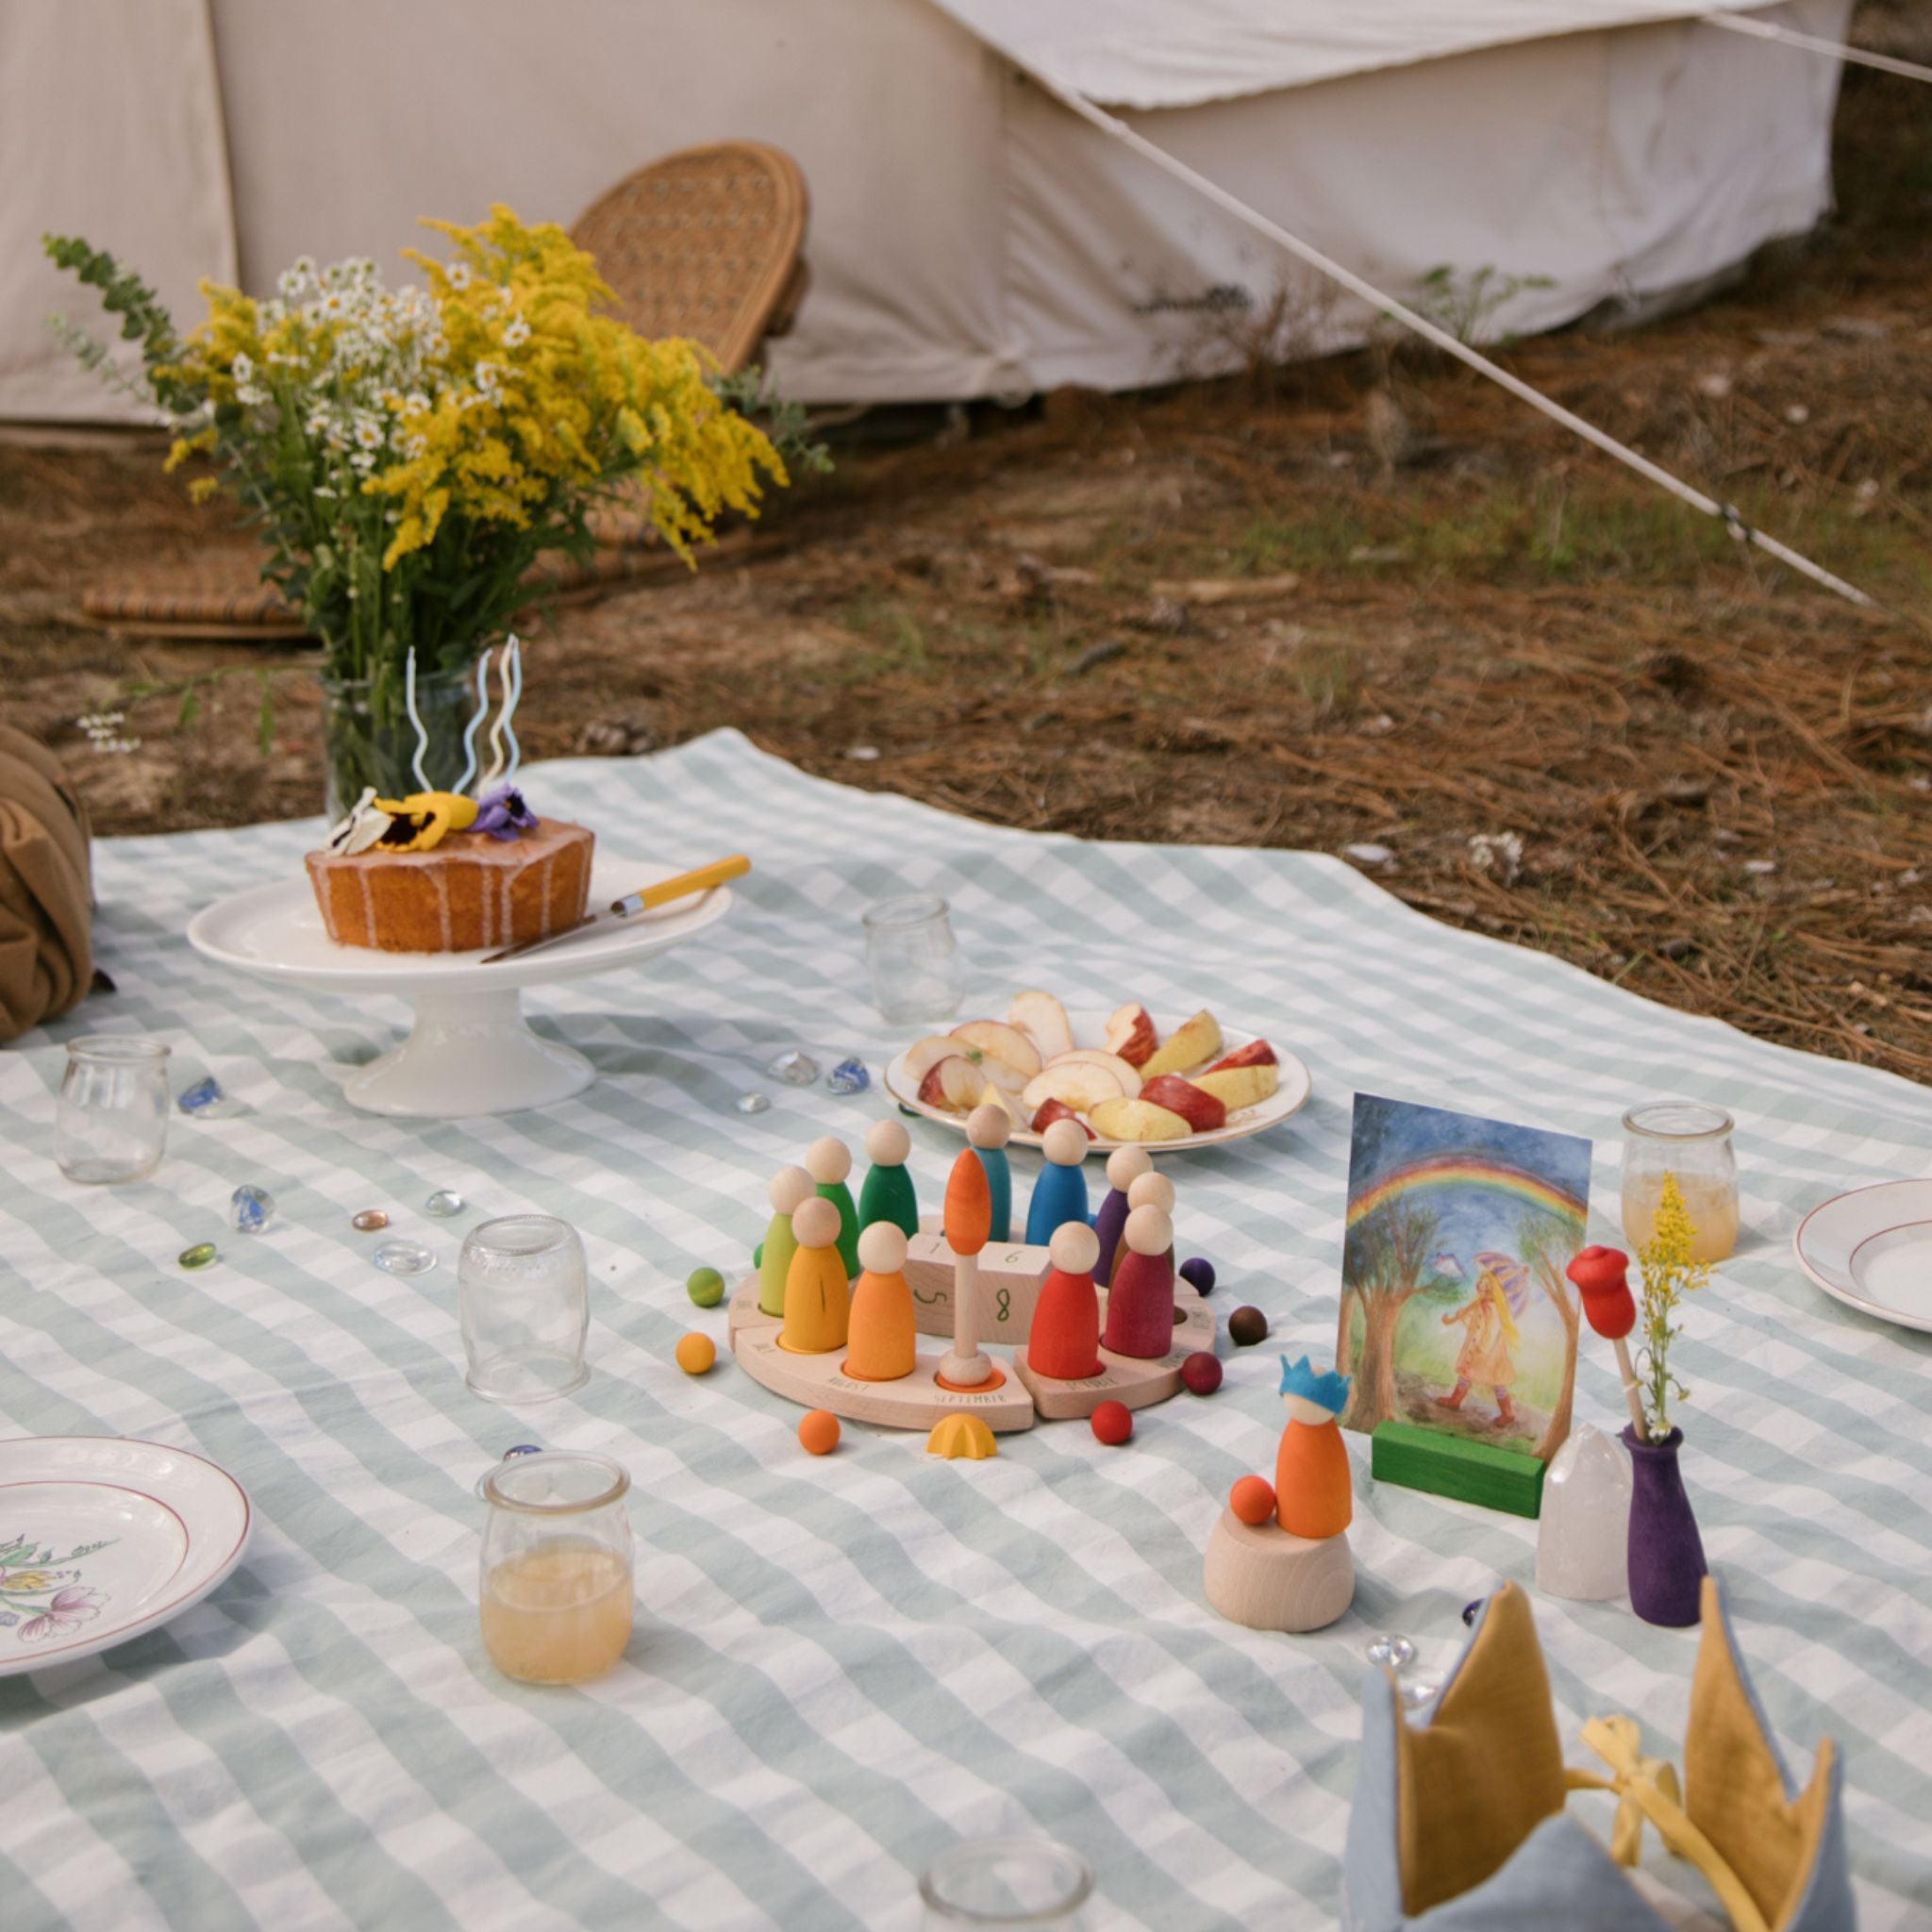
xmin=479 ymin=1451 xmax=634 ymax=1684
xmin=863 ymin=894 xmax=961 ymax=1024
xmin=1621 ymin=1102 xmax=1739 ymax=1265
xmin=459 ymin=1215 xmax=591 ymax=1404
xmin=319 ymin=662 xmax=483 ymax=824
xmin=54 ymin=1036 xmax=171 ymax=1184
xmin=920 ymin=1839 xmax=1094 ymax=1928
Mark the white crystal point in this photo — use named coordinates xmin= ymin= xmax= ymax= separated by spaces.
xmin=1536 ymin=1423 xmax=1633 ymax=1601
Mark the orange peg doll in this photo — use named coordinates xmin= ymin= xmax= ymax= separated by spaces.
xmin=779 ymin=1196 xmax=850 ymax=1356
xmin=1274 ymin=1356 xmax=1353 ymax=1541
xmin=845 ymin=1223 xmax=917 ymax=1382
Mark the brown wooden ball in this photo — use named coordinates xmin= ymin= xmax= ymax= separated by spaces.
xmin=1228 ymin=1305 xmax=1270 ymax=1346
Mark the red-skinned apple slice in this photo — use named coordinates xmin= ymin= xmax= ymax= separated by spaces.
xmin=950 ymin=1019 xmax=1043 ymax=1081
xmin=1046 ymin=1048 xmax=1142 ymax=1094
xmin=1030 ymin=1097 xmax=1097 ymax=1140
xmin=1023 ymin=1062 xmax=1130 ymax=1115
xmin=1089 ymin=1096 xmax=1191 ymax=1143
xmin=1138 ymin=1008 xmax=1223 ymax=1080
xmin=1008 ymin=991 xmax=1075 ymax=1063
xmin=1103 ymin=1003 xmax=1158 ymax=1068
xmin=917 ymin=1056 xmax=984 ymax=1113
xmin=1193 ymin=1061 xmax=1279 ymax=1110
xmin=903 ymin=1035 xmax=966 ymax=1087
xmin=1206 ymin=1039 xmax=1278 ymax=1074
xmin=1136 ymin=1075 xmax=1227 ymax=1133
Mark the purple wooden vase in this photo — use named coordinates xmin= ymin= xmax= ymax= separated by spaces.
xmin=1621 ymin=1424 xmax=1707 ymax=1626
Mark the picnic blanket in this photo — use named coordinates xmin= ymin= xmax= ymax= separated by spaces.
xmin=0 ymin=727 xmax=1926 ymax=1931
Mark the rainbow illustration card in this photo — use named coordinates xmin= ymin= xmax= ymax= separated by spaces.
xmin=1337 ymin=1094 xmax=1591 ymax=1463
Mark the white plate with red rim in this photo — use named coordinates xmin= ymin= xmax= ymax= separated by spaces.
xmin=0 ymin=1437 xmax=252 ymax=1675
xmin=1792 ymin=1178 xmax=1932 ymax=1334
xmin=884 ymin=1010 xmax=1311 ymax=1157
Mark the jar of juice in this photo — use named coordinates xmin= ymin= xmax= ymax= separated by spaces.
xmin=1620 ymin=1103 xmax=1739 ymax=1265
xmin=479 ymin=1451 xmax=634 ymax=1684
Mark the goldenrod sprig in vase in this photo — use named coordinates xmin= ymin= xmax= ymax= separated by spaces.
xmin=1633 ymin=1170 xmax=1710 ymax=1441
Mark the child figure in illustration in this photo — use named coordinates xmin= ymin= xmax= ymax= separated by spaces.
xmin=1436 ymin=1251 xmax=1526 ymax=1427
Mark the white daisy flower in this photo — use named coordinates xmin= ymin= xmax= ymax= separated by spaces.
xmin=447 ymin=263 xmax=472 ymax=290
xmin=502 ymin=315 xmax=531 ymax=348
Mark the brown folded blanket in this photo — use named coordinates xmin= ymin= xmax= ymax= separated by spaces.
xmin=0 ymin=726 xmax=94 ymax=1043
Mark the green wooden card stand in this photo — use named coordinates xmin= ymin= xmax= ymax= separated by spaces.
xmin=1372 ymin=1422 xmax=1546 ymax=1519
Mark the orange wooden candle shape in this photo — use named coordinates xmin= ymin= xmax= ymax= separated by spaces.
xmin=845 ymin=1223 xmax=917 ymax=1382
xmin=779 ymin=1196 xmax=849 ymax=1355
xmin=1274 ymin=1357 xmax=1353 ymax=1541
xmin=938 ymin=1141 xmax=994 ymax=1387
xmin=1027 ymin=1223 xmax=1104 ymax=1381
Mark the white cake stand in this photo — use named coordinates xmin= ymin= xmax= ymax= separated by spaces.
xmin=186 ymin=858 xmax=734 ymax=1118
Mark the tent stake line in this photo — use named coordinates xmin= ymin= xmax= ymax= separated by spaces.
xmin=1701 ymin=12 xmax=1932 ymax=87
xmin=958 ymin=10 xmax=1877 ymax=610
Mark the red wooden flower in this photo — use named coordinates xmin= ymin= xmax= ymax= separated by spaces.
xmin=1567 ymin=1244 xmax=1636 ymax=1340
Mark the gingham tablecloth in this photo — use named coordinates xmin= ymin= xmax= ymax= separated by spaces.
xmin=1 ymin=729 xmax=1926 ymax=1930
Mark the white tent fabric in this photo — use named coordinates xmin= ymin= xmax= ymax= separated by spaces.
xmin=0 ymin=0 xmax=1850 ymax=422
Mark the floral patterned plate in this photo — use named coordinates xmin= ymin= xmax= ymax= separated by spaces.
xmin=0 ymin=1437 xmax=252 ymax=1675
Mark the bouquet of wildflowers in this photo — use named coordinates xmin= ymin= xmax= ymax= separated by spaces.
xmin=46 ymin=208 xmax=793 ymax=799
xmin=1633 ymin=1171 xmax=1709 ymax=1439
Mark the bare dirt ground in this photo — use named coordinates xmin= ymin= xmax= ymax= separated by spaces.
xmin=3 ymin=4 xmax=1928 ymax=1081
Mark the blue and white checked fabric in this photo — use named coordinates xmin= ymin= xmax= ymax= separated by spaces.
xmin=0 ymin=729 xmax=1926 ymax=1929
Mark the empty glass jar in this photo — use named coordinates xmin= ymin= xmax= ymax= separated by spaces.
xmin=479 ymin=1450 xmax=634 ymax=1684
xmin=1621 ymin=1102 xmax=1739 ymax=1265
xmin=864 ymin=894 xmax=961 ymax=1024
xmin=920 ymin=1839 xmax=1093 ymax=1928
xmin=54 ymin=1036 xmax=172 ymax=1184
xmin=459 ymin=1215 xmax=590 ymax=1403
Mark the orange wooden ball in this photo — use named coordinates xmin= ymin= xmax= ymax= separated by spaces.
xmin=675 ymin=1331 xmax=716 ymax=1374
xmin=798 ymin=1408 xmax=841 ymax=1456
xmin=1229 ymin=1474 xmax=1276 ymax=1524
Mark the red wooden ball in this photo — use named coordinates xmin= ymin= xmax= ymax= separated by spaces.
xmin=1229 ymin=1475 xmax=1276 ymax=1525
xmin=1181 ymin=1351 xmax=1223 ymax=1395
xmin=1091 ymin=1400 xmax=1134 ymax=1445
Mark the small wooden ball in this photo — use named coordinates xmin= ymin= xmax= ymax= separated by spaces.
xmin=858 ymin=1221 xmax=908 ymax=1274
xmin=770 ymin=1165 xmax=815 ymax=1214
xmin=675 ymin=1332 xmax=716 ymax=1375
xmin=1124 ymin=1203 xmax=1174 ymax=1257
xmin=798 ymin=1408 xmax=841 ymax=1456
xmin=1229 ymin=1474 xmax=1276 ymax=1525
xmin=865 ymin=1118 xmax=911 ymax=1165
xmin=1041 ymin=1117 xmax=1090 ymax=1167
xmin=1048 ymin=1221 xmax=1100 ymax=1274
xmin=1091 ymin=1400 xmax=1134 ymax=1445
xmin=1106 ymin=1144 xmax=1153 ymax=1191
xmin=1181 ymin=1351 xmax=1223 ymax=1394
xmin=966 ymin=1103 xmax=1012 ymax=1150
xmin=1127 ymin=1171 xmax=1175 ymax=1214
xmin=804 ymin=1136 xmax=852 ymax=1185
xmin=791 ymin=1196 xmax=842 ymax=1250
xmin=1179 ymin=1257 xmax=1216 ymax=1295
xmin=1228 ymin=1305 xmax=1270 ymax=1346
xmin=686 ymin=1266 xmax=724 ymax=1307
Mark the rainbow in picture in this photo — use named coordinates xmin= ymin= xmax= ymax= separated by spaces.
xmin=1336 ymin=1094 xmax=1591 ymax=1461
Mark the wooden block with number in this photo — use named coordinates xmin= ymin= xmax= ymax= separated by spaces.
xmin=1371 ymin=1422 xmax=1546 ymax=1518
xmin=903 ymin=1231 xmax=1050 ymax=1345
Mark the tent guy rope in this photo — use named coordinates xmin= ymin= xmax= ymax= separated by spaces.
xmin=964 ymin=29 xmax=1876 ymax=610
xmin=1701 ymin=11 xmax=1932 ymax=85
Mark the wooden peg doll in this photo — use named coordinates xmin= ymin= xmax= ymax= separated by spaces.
xmin=1111 ymin=1170 xmax=1175 ymax=1278
xmin=1093 ymin=1144 xmax=1153 ymax=1287
xmin=779 ymin=1196 xmax=850 ymax=1356
xmin=1100 ymin=1203 xmax=1175 ymax=1359
xmin=758 ymin=1166 xmax=817 ymax=1317
xmin=1024 ymin=1117 xmax=1092 ymax=1246
xmin=805 ymin=1135 xmax=862 ymax=1278
xmin=845 ymin=1223 xmax=917 ymax=1382
xmin=1027 ymin=1222 xmax=1104 ymax=1381
xmin=965 ymin=1103 xmax=1013 ymax=1245
xmin=857 ymin=1118 xmax=920 ymax=1241
xmin=1273 ymin=1357 xmax=1353 ymax=1541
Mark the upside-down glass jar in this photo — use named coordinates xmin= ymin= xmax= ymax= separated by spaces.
xmin=1620 ymin=1102 xmax=1739 ymax=1265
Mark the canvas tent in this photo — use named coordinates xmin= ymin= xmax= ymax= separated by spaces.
xmin=0 ymin=0 xmax=1850 ymax=424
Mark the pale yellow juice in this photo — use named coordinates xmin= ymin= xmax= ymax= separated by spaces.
xmin=1621 ymin=1173 xmax=1740 ymax=1265
xmin=481 ymin=1540 xmax=634 ymax=1684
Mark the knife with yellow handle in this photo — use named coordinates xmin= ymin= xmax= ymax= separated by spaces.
xmin=481 ymin=854 xmax=750 ymax=963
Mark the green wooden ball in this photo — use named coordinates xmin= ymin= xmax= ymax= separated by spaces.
xmin=686 ymin=1266 xmax=725 ymax=1308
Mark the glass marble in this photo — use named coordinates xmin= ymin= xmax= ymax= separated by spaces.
xmin=351 ymin=1208 xmax=391 ymax=1232
xmin=766 ymin=1049 xmax=821 ymax=1087
xmin=374 ymin=1239 xmax=435 ymax=1276
xmin=734 ymin=1091 xmax=772 ymax=1115
xmin=178 ymin=1241 xmax=219 ymax=1270
xmin=826 ymin=1057 xmax=870 ymax=1095
xmin=229 ymin=1184 xmax=275 ymax=1233
xmin=425 ymin=1190 xmax=466 ymax=1219
xmin=176 ymin=1075 xmax=226 ymax=1116
xmin=1365 ymin=1633 xmax=1415 ymax=1672
xmin=1397 ymin=1669 xmax=1446 ymax=1711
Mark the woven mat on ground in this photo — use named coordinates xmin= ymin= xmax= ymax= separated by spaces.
xmin=0 ymin=729 xmax=1925 ymax=1930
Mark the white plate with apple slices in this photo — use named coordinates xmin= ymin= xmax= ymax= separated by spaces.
xmin=884 ymin=992 xmax=1312 ymax=1157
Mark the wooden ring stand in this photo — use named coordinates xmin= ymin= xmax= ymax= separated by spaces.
xmin=1201 ymin=1507 xmax=1355 ymax=1633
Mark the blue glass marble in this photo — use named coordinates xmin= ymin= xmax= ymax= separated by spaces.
xmin=229 ymin=1184 xmax=274 ymax=1234
xmin=826 ymin=1057 xmax=871 ymax=1095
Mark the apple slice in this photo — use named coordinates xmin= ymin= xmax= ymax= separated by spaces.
xmin=1206 ymin=1038 xmax=1277 ymax=1074
xmin=917 ymin=1056 xmax=984 ymax=1113
xmin=1008 ymin=991 xmax=1074 ymax=1063
xmin=1193 ymin=1061 xmax=1279 ymax=1111
xmin=1103 ymin=1002 xmax=1158 ymax=1068
xmin=1089 ymin=1096 xmax=1191 ymax=1143
xmin=1047 ymin=1048 xmax=1142 ymax=1094
xmin=1138 ymin=1008 xmax=1223 ymax=1080
xmin=978 ymin=1078 xmax=1025 ymax=1127
xmin=1023 ymin=1062 xmax=1131 ymax=1115
xmin=903 ymin=1035 xmax=966 ymax=1086
xmin=1031 ymin=1097 xmax=1097 ymax=1141
xmin=1137 ymin=1075 xmax=1226 ymax=1133
xmin=951 ymin=1019 xmax=1043 ymax=1081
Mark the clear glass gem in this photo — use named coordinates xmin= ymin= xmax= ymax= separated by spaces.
xmin=734 ymin=1091 xmax=772 ymax=1115
xmin=229 ymin=1184 xmax=274 ymax=1234
xmin=1365 ymin=1633 xmax=1415 ymax=1671
xmin=373 ymin=1239 xmax=435 ymax=1276
xmin=351 ymin=1208 xmax=390 ymax=1232
xmin=766 ymin=1050 xmax=820 ymax=1086
xmin=176 ymin=1075 xmax=242 ymax=1118
xmin=1397 ymin=1669 xmax=1446 ymax=1711
xmin=424 ymin=1189 xmax=465 ymax=1219
xmin=177 ymin=1241 xmax=219 ymax=1270
xmin=826 ymin=1057 xmax=870 ymax=1095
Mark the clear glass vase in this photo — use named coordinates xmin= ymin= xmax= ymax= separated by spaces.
xmin=319 ymin=663 xmax=482 ymax=824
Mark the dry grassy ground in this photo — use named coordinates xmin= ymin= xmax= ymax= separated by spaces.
xmin=3 ymin=4 xmax=1928 ymax=1080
